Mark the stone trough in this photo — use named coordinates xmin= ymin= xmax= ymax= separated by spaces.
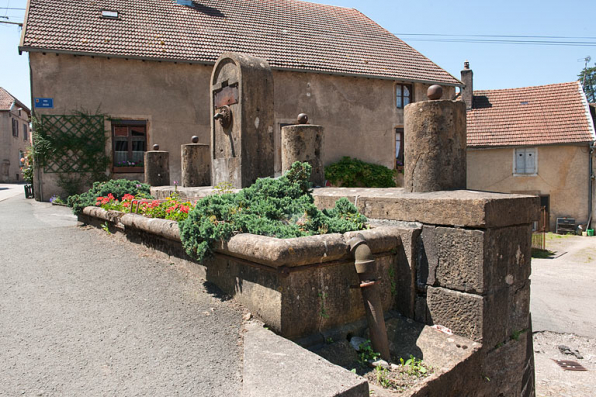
xmin=80 ymin=206 xmax=411 ymax=340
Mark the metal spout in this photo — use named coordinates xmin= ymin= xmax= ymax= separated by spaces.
xmin=349 ymin=234 xmax=391 ymax=361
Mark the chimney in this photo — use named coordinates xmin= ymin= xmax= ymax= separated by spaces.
xmin=461 ymin=60 xmax=473 ymax=110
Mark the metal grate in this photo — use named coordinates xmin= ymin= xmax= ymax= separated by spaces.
xmin=42 ymin=115 xmax=106 ymax=173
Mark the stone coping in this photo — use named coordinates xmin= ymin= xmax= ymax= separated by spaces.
xmin=82 ymin=206 xmax=402 ymax=268
xmin=150 ymin=186 xmax=539 ymax=229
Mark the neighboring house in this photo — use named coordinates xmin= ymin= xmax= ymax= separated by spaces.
xmin=0 ymin=87 xmax=32 ymax=183
xmin=463 ymin=65 xmax=596 ymax=231
xmin=18 ymin=0 xmax=461 ymax=200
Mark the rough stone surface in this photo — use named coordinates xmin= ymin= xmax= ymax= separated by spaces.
xmin=144 ymin=150 xmax=170 ymax=186
xmin=181 ymin=143 xmax=210 ymax=187
xmin=426 ymin=286 xmax=484 ymax=342
xmin=281 ymin=124 xmax=325 ymax=186
xmin=243 ymin=322 xmax=369 ymax=397
xmin=404 ymin=100 xmax=467 ymax=192
xmin=313 ymin=188 xmax=540 ymax=228
xmin=211 ymin=53 xmax=275 ymax=188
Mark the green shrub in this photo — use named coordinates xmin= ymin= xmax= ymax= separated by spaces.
xmin=67 ymin=179 xmax=152 ymax=215
xmin=179 ymin=162 xmax=368 ymax=262
xmin=325 ymin=156 xmax=396 ymax=188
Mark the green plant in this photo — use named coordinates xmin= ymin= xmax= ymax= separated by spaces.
xmin=179 ymin=162 xmax=368 ymax=262
xmin=511 ymin=329 xmax=527 ymax=341
xmin=31 ymin=111 xmax=111 ymax=195
xmin=531 ymin=248 xmax=555 ymax=259
xmin=399 ymin=355 xmax=428 ymax=377
xmin=319 ymin=292 xmax=329 ymax=319
xmin=21 ymin=148 xmax=34 ymax=184
xmin=388 ymin=265 xmax=397 ymax=297
xmin=375 ymin=366 xmax=392 ymax=388
xmin=101 ymin=222 xmax=111 ymax=235
xmin=325 ymin=156 xmax=396 ymax=188
xmin=358 ymin=340 xmax=381 ymax=365
xmin=325 ymin=337 xmax=334 ymax=344
xmin=68 ymin=179 xmax=152 ymax=215
xmin=214 ymin=181 xmax=235 ymax=194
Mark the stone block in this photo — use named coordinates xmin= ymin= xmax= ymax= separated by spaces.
xmin=418 ymin=224 xmax=533 ymax=296
xmin=312 ymin=188 xmax=540 ymax=229
xmin=281 ymin=124 xmax=325 ymax=186
xmin=144 ymin=150 xmax=170 ymax=186
xmin=484 ymin=225 xmax=532 ymax=288
xmin=427 ymin=287 xmax=484 ymax=342
xmin=404 ymin=100 xmax=467 ymax=192
xmin=243 ymin=322 xmax=368 ymax=397
xmin=181 ymin=143 xmax=210 ymax=187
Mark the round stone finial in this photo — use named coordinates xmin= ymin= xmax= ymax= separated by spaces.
xmin=153 ymin=144 xmax=160 ymax=150
xmin=297 ymin=113 xmax=309 ymax=124
xmin=191 ymin=136 xmax=199 ymax=143
xmin=427 ymin=85 xmax=443 ymax=100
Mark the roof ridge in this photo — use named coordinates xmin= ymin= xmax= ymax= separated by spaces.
xmin=473 ymin=81 xmax=579 ymax=94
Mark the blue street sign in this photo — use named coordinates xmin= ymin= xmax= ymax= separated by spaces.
xmin=34 ymin=98 xmax=54 ymax=109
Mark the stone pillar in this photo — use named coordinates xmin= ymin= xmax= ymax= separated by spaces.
xmin=210 ymin=53 xmax=275 ymax=188
xmin=181 ymin=137 xmax=210 ymax=187
xmin=281 ymin=115 xmax=324 ymax=186
xmin=144 ymin=146 xmax=170 ymax=186
xmin=404 ymin=99 xmax=467 ymax=192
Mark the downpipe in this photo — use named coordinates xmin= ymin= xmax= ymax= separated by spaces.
xmin=349 ymin=234 xmax=391 ymax=361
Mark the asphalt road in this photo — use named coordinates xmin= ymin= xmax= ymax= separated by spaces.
xmin=531 ymin=234 xmax=596 ymax=338
xmin=0 ymin=192 xmax=243 ymax=396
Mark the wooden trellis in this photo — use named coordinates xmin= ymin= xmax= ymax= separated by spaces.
xmin=41 ymin=114 xmax=106 ymax=174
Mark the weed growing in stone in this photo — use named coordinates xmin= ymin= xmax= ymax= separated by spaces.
xmin=358 ymin=340 xmax=381 ymax=365
xmin=400 ymin=355 xmax=428 ymax=377
xmin=101 ymin=222 xmax=111 ymax=235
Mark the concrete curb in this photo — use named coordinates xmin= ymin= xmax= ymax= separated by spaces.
xmin=242 ymin=322 xmax=369 ymax=397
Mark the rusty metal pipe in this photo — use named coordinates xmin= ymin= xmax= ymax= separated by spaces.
xmin=349 ymin=234 xmax=391 ymax=361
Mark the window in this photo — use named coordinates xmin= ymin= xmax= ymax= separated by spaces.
xmin=12 ymin=119 xmax=18 ymax=137
xmin=395 ymin=128 xmax=404 ymax=168
xmin=23 ymin=124 xmax=28 ymax=141
xmin=514 ymin=148 xmax=537 ymax=175
xmin=396 ymin=84 xmax=412 ymax=109
xmin=19 ymin=151 xmax=25 ymax=168
xmin=112 ymin=121 xmax=147 ymax=172
xmin=101 ymin=10 xmax=119 ymax=19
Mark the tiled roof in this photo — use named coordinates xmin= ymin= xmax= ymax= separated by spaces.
xmin=467 ymin=81 xmax=596 ymax=147
xmin=20 ymin=0 xmax=460 ymax=85
xmin=0 ymin=87 xmax=30 ymax=113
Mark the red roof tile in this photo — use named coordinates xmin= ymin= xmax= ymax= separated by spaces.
xmin=20 ymin=0 xmax=460 ymax=86
xmin=0 ymin=87 xmax=30 ymax=113
xmin=467 ymin=81 xmax=596 ymax=147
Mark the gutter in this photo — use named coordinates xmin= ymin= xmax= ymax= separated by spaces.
xmin=18 ymin=46 xmax=464 ymax=88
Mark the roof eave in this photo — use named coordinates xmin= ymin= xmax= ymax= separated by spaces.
xmin=19 ymin=47 xmax=464 ymax=87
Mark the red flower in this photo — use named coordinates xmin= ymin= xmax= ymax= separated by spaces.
xmin=122 ymin=194 xmax=134 ymax=202
xmin=180 ymin=205 xmax=189 ymax=214
xmin=107 ymin=193 xmax=115 ymax=201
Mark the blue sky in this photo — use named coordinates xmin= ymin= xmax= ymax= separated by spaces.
xmin=1 ymin=0 xmax=594 ymax=109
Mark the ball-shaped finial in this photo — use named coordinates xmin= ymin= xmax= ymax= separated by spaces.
xmin=153 ymin=144 xmax=160 ymax=150
xmin=297 ymin=113 xmax=309 ymax=124
xmin=427 ymin=85 xmax=443 ymax=100
xmin=191 ymin=136 xmax=199 ymax=143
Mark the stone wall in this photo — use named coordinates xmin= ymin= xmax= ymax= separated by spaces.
xmin=468 ymin=145 xmax=592 ymax=231
xmin=29 ymin=52 xmax=456 ymax=199
xmin=0 ymin=108 xmax=31 ymax=183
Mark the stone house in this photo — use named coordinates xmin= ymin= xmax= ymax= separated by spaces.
xmin=0 ymin=87 xmax=32 ymax=183
xmin=462 ymin=65 xmax=596 ymax=231
xmin=19 ymin=0 xmax=461 ymax=200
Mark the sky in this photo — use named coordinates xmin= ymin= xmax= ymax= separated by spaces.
xmin=1 ymin=0 xmax=595 ymax=109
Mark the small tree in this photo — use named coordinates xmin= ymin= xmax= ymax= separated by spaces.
xmin=578 ymin=63 xmax=596 ymax=103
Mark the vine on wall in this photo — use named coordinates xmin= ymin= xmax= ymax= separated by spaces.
xmin=32 ymin=111 xmax=111 ymax=196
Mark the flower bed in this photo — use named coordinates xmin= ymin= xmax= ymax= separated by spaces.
xmin=96 ymin=193 xmax=193 ymax=222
